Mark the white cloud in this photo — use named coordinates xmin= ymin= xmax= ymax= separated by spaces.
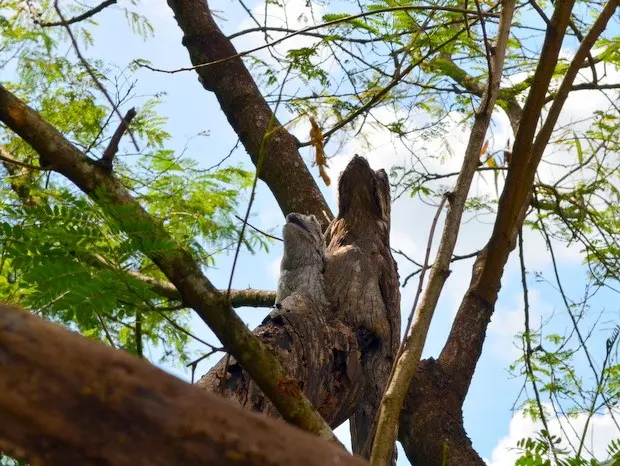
xmin=486 ymin=406 xmax=620 ymax=466
xmin=268 ymin=254 xmax=283 ymax=282
xmin=232 ymin=0 xmax=327 ymax=63
xmin=487 ymin=288 xmax=550 ymax=361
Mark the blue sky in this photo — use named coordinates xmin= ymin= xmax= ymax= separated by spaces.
xmin=18 ymin=1 xmax=620 ymax=463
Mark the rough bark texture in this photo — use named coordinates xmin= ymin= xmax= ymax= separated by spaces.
xmin=166 ymin=0 xmax=333 ymax=229
xmin=399 ymin=359 xmax=483 ymax=466
xmin=199 ymin=294 xmax=362 ymax=427
xmin=0 ymin=303 xmax=368 ymax=466
xmin=199 ymin=213 xmax=361 ymax=427
xmin=324 ymin=156 xmax=401 ymax=459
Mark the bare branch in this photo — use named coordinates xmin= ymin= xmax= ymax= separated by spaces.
xmin=519 ymin=229 xmax=561 ymax=462
xmin=300 ymin=23 xmax=475 ymax=147
xmin=139 ymin=5 xmax=499 ymax=75
xmin=98 ymin=107 xmax=137 ymax=171
xmin=53 ymin=1 xmax=139 ymax=153
xmin=37 ymin=0 xmax=117 ymax=27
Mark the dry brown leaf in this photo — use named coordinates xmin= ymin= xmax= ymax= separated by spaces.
xmin=309 ymin=116 xmax=330 ymax=186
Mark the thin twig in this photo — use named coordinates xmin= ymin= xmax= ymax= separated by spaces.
xmin=300 ymin=24 xmax=476 ymax=147
xmin=221 ymin=65 xmax=292 ymax=389
xmin=138 ymin=5 xmax=499 ymax=75
xmin=234 ymin=214 xmax=283 ymax=242
xmin=519 ymin=229 xmax=560 ymax=463
xmin=0 ymin=151 xmax=53 ymax=171
xmin=401 ymin=193 xmax=449 ymax=348
xmin=96 ymin=312 xmax=117 ymax=349
xmin=188 ymin=348 xmax=223 ymax=384
xmin=135 ymin=309 xmax=143 ymax=358
xmin=155 ymin=309 xmax=219 ymax=350
xmin=474 ymin=0 xmax=493 ymax=112
xmin=225 ymin=65 xmax=292 ymax=301
xmin=38 ymin=0 xmax=117 ymax=27
xmin=401 ymin=249 xmax=480 ymax=287
xmin=54 ymin=1 xmax=139 ymax=153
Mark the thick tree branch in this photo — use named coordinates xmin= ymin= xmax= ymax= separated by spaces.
xmin=166 ymin=0 xmax=332 ymax=228
xmin=371 ymin=0 xmax=517 ymax=463
xmin=437 ymin=0 xmax=617 ymax=409
xmin=0 ymin=83 xmax=335 ymax=441
xmin=0 ymin=303 xmax=366 ymax=466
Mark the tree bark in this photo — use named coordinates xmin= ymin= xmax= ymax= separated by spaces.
xmin=166 ymin=0 xmax=333 ymax=229
xmin=0 ymin=303 xmax=367 ymax=466
xmin=198 ymin=294 xmax=362 ymax=428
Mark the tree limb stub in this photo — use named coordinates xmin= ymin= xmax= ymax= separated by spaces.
xmin=0 ymin=303 xmax=367 ymax=466
xmin=0 ymin=83 xmax=335 ymax=441
xmin=166 ymin=0 xmax=333 ymax=228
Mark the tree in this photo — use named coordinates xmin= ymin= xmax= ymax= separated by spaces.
xmin=0 ymin=0 xmax=619 ymax=465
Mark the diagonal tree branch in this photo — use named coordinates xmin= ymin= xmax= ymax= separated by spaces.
xmin=0 ymin=83 xmax=335 ymax=441
xmin=166 ymin=0 xmax=333 ymax=229
xmin=370 ymin=0 xmax=517 ymax=462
